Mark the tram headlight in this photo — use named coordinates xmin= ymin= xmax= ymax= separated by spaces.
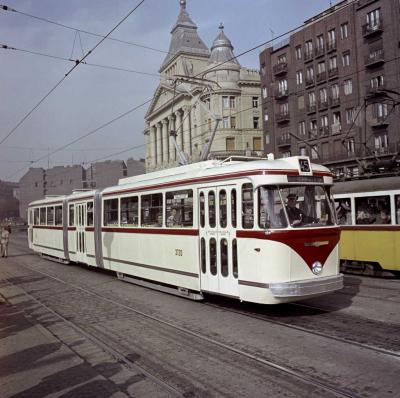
xmin=312 ymin=261 xmax=323 ymax=275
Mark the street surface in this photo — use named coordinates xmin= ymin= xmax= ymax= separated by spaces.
xmin=0 ymin=232 xmax=399 ymax=397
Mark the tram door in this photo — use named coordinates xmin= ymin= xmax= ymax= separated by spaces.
xmin=75 ymin=203 xmax=87 ymax=262
xmin=198 ymin=186 xmax=239 ymax=297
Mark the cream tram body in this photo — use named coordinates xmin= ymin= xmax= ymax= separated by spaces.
xmin=28 ymin=157 xmax=343 ymax=304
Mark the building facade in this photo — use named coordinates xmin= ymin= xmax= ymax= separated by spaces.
xmin=259 ymin=0 xmax=400 ymax=178
xmin=144 ymin=0 xmax=263 ymax=172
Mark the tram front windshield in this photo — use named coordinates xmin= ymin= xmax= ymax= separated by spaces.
xmin=258 ymin=185 xmax=335 ymax=229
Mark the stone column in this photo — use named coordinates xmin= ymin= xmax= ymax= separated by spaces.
xmin=150 ymin=125 xmax=157 ymax=169
xmin=182 ymin=106 xmax=191 ymax=157
xmin=162 ymin=119 xmax=169 ymax=165
xmin=168 ymin=115 xmax=176 ymax=162
xmin=175 ymin=110 xmax=183 ymax=155
xmin=156 ymin=122 xmax=162 ymax=166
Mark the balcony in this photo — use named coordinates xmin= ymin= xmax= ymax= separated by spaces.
xmin=308 ymin=129 xmax=318 ymax=139
xmin=275 ymin=89 xmax=289 ymax=99
xmin=364 ymin=49 xmax=384 ymax=68
xmin=371 ymin=115 xmax=389 ymax=128
xmin=330 ymin=96 xmax=340 ymax=107
xmin=365 ymin=83 xmax=386 ymax=97
xmin=328 ymin=67 xmax=339 ymax=79
xmin=273 ymin=62 xmax=288 ymax=76
xmin=315 ymin=46 xmax=325 ymax=58
xmin=277 ymin=135 xmax=291 ymax=147
xmin=327 ymin=40 xmax=336 ymax=53
xmin=304 ymin=51 xmax=313 ymax=62
xmin=318 ymin=99 xmax=329 ymax=110
xmin=331 ymin=123 xmax=342 ymax=135
xmin=319 ymin=126 xmax=330 ymax=136
xmin=362 ymin=20 xmax=383 ymax=37
xmin=276 ymin=112 xmax=290 ymax=124
xmin=307 ymin=104 xmax=317 ymax=114
xmin=316 ymin=71 xmax=327 ymax=83
xmin=305 ymin=77 xmax=315 ymax=87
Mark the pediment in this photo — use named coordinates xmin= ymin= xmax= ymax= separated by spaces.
xmin=145 ymin=83 xmax=179 ymax=120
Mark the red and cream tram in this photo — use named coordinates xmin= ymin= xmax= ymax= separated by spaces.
xmin=27 ymin=156 xmax=343 ymax=304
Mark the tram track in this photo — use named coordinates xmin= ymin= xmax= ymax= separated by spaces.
xmin=2 ymin=250 xmax=361 ymax=398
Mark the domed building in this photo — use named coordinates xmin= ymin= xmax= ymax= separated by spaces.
xmin=144 ymin=0 xmax=262 ymax=172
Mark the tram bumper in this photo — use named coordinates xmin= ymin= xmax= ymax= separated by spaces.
xmin=269 ymin=274 xmax=343 ymax=298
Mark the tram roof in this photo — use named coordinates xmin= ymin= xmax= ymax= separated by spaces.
xmin=332 ymin=176 xmax=400 ymax=195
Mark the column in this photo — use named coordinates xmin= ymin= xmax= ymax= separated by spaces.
xmin=162 ymin=119 xmax=169 ymax=165
xmin=168 ymin=115 xmax=176 ymax=162
xmin=175 ymin=110 xmax=183 ymax=155
xmin=150 ymin=125 xmax=157 ymax=169
xmin=183 ymin=106 xmax=191 ymax=157
xmin=156 ymin=122 xmax=162 ymax=166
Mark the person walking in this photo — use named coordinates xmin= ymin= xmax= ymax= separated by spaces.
xmin=1 ymin=226 xmax=10 ymax=258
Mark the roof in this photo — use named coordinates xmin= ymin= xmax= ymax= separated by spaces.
xmin=208 ymin=24 xmax=240 ymax=66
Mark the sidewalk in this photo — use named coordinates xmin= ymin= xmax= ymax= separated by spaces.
xmin=0 ymin=283 xmax=128 ymax=398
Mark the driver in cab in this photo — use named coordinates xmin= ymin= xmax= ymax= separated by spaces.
xmin=282 ymin=193 xmax=307 ymax=227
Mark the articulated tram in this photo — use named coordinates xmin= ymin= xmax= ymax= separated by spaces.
xmin=332 ymin=176 xmax=400 ymax=276
xmin=27 ymin=156 xmax=343 ymax=304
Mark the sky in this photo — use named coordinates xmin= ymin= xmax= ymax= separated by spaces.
xmin=0 ymin=0 xmax=334 ymax=182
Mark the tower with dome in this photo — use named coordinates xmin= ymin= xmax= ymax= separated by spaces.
xmin=144 ymin=0 xmax=262 ymax=172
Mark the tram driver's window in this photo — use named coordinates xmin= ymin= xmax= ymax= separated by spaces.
xmin=141 ymin=193 xmax=163 ymax=227
xmin=166 ymin=190 xmax=193 ymax=227
xmin=120 ymin=196 xmax=138 ymax=226
xmin=69 ymin=205 xmax=74 ymax=227
xmin=55 ymin=205 xmax=63 ymax=226
xmin=242 ymin=183 xmax=254 ymax=229
xmin=396 ymin=195 xmax=400 ymax=225
xmin=86 ymin=202 xmax=94 ymax=226
xmin=104 ymin=199 xmax=119 ymax=226
xmin=258 ymin=186 xmax=286 ymax=229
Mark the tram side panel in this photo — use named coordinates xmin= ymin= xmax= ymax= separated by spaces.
xmin=33 ymin=227 xmax=65 ymax=260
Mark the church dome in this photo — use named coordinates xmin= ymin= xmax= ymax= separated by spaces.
xmin=209 ymin=23 xmax=240 ymax=66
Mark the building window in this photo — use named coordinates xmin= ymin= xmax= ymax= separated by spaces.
xmin=321 ymin=115 xmax=329 ymax=128
xmin=311 ymin=145 xmax=318 ymax=159
xmin=223 ymin=116 xmax=230 ymax=128
xmin=331 ymin=83 xmax=339 ymax=99
xmin=346 ymin=108 xmax=356 ymax=124
xmin=297 ymin=95 xmax=305 ymax=110
xmin=329 ymin=55 xmax=337 ymax=71
xmin=340 ymin=22 xmax=348 ymax=39
xmin=342 ymin=51 xmax=350 ymax=67
xmin=344 ymin=79 xmax=353 ymax=95
xmin=308 ymin=92 xmax=316 ymax=107
xmin=296 ymin=70 xmax=303 ymax=85
xmin=328 ymin=28 xmax=336 ymax=47
xmin=319 ymin=88 xmax=328 ymax=103
xmin=278 ymin=53 xmax=287 ymax=63
xmin=226 ymin=137 xmax=235 ymax=151
xmin=317 ymin=61 xmax=326 ymax=74
xmin=374 ymin=134 xmax=388 ymax=153
xmin=300 ymin=147 xmax=307 ymax=156
xmin=367 ymin=8 xmax=381 ymax=27
xmin=347 ymin=138 xmax=355 ymax=154
xmin=222 ymin=96 xmax=235 ymax=108
xmin=265 ymin=134 xmax=270 ymax=145
xmin=306 ymin=65 xmax=314 ymax=81
xmin=371 ymin=75 xmax=384 ymax=88
xmin=310 ymin=119 xmax=318 ymax=137
xmin=264 ymin=112 xmax=268 ymax=122
xmin=282 ymin=151 xmax=291 ymax=158
xmin=253 ymin=137 xmax=262 ymax=151
xmin=375 ymin=103 xmax=388 ymax=118
xmin=230 ymin=116 xmax=236 ymax=129
xmin=305 ymin=40 xmax=313 ymax=57
xmin=253 ymin=117 xmax=260 ymax=129
xmin=298 ymin=121 xmax=306 ymax=135
xmin=262 ymin=86 xmax=268 ymax=98
xmin=280 ymin=102 xmax=289 ymax=115
xmin=295 ymin=45 xmax=302 ymax=60
xmin=230 ymin=96 xmax=236 ymax=108
xmin=252 ymin=97 xmax=259 ymax=108
xmin=316 ymin=34 xmax=324 ymax=51
xmin=278 ymin=79 xmax=288 ymax=94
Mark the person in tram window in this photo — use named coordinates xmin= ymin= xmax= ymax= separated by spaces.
xmin=375 ymin=209 xmax=390 ymax=224
xmin=243 ymin=206 xmax=254 ymax=228
xmin=167 ymin=207 xmax=181 ymax=227
xmin=282 ymin=193 xmax=307 ymax=227
xmin=156 ymin=214 xmax=163 ymax=227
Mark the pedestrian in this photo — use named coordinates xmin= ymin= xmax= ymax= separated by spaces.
xmin=1 ymin=226 xmax=10 ymax=258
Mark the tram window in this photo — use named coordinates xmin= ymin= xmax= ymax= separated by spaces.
xmin=355 ymin=195 xmax=391 ymax=225
xmin=220 ymin=239 xmax=229 ymax=277
xmin=334 ymin=198 xmax=352 ymax=225
xmin=209 ymin=238 xmax=217 ymax=275
xmin=47 ymin=207 xmax=54 ymax=226
xmin=120 ymin=196 xmax=138 ymax=227
xmin=104 ymin=199 xmax=119 ymax=226
xmin=258 ymin=186 xmax=287 ymax=229
xmin=200 ymin=192 xmax=205 ymax=228
xmin=208 ymin=191 xmax=216 ymax=228
xmin=40 ymin=207 xmax=46 ymax=225
xmin=219 ymin=190 xmax=227 ymax=228
xmin=55 ymin=205 xmax=63 ymax=226
xmin=141 ymin=193 xmax=163 ymax=227
xmin=242 ymin=183 xmax=254 ymax=229
xmin=34 ymin=208 xmax=39 ymax=226
xmin=231 ymin=189 xmax=237 ymax=228
xmin=69 ymin=205 xmax=74 ymax=227
xmin=396 ymin=195 xmax=400 ymax=224
xmin=232 ymin=239 xmax=238 ymax=278
xmin=87 ymin=202 xmax=94 ymax=226
xmin=166 ymin=190 xmax=193 ymax=227
xmin=201 ymin=238 xmax=206 ymax=274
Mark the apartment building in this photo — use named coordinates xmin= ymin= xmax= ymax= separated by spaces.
xmin=259 ymin=0 xmax=400 ymax=178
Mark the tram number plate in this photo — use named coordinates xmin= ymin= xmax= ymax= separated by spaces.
xmin=175 ymin=249 xmax=183 ymax=257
